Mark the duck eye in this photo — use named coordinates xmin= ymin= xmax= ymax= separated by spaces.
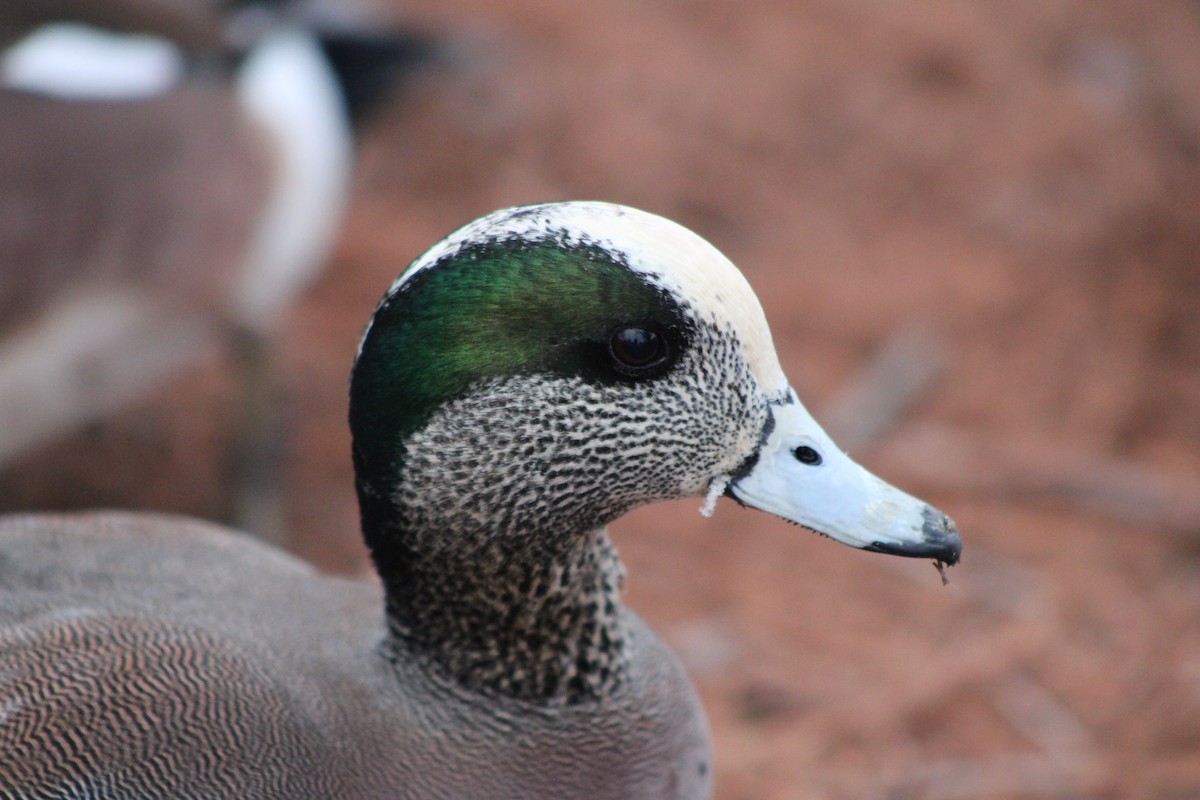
xmin=792 ymin=446 xmax=822 ymax=466
xmin=609 ymin=325 xmax=669 ymax=375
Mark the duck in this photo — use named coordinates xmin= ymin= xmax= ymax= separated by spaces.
xmin=0 ymin=202 xmax=961 ymax=799
xmin=0 ymin=14 xmax=436 ymax=532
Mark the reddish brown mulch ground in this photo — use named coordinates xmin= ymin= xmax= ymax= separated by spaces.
xmin=5 ymin=2 xmax=1200 ymax=797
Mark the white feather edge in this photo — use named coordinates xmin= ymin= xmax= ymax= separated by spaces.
xmin=360 ymin=202 xmax=789 ymax=397
xmin=2 ymin=25 xmax=354 ymax=332
xmin=232 ymin=28 xmax=353 ymax=330
xmin=0 ymin=23 xmax=185 ymax=99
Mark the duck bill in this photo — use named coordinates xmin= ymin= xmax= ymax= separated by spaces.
xmin=729 ymin=391 xmax=960 ymax=565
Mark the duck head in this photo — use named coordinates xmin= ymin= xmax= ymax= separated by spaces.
xmin=349 ymin=201 xmax=959 ymax=701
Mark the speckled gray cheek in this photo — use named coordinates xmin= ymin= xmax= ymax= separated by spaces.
xmin=398 ymin=318 xmax=766 ymax=540
xmin=386 ymin=317 xmax=768 ymax=703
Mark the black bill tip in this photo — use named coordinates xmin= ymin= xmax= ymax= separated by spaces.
xmin=863 ymin=505 xmax=961 ymax=566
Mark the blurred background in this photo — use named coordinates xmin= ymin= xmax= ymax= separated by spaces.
xmin=2 ymin=1 xmax=1199 ymax=797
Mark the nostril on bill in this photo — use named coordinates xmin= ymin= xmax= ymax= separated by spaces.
xmin=791 ymin=445 xmax=821 ymax=465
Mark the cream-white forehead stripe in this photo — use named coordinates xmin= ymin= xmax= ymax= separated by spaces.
xmin=379 ymin=201 xmax=789 ymax=395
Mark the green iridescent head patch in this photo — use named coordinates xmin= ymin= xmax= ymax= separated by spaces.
xmin=350 ymin=235 xmax=691 ymax=495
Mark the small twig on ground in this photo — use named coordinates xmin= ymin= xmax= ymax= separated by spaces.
xmin=821 ymin=324 xmax=946 ymax=453
xmin=874 ymin=422 xmax=1200 ymax=535
xmin=883 ymin=751 xmax=1106 ymax=799
xmin=994 ymin=674 xmax=1095 ymax=757
xmin=0 ymin=291 xmax=215 ymax=466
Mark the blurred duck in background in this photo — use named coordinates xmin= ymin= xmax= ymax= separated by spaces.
xmin=0 ymin=0 xmax=438 ymax=540
xmin=0 ymin=0 xmax=230 ymax=51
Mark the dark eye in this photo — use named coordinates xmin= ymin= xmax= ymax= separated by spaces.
xmin=792 ymin=445 xmax=822 ymax=466
xmin=609 ymin=325 xmax=670 ymax=375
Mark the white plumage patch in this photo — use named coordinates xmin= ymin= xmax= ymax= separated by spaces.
xmin=383 ymin=202 xmax=789 ymax=397
xmin=232 ymin=29 xmax=353 ymax=330
xmin=700 ymin=474 xmax=730 ymax=517
xmin=1 ymin=23 xmax=185 ymax=100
